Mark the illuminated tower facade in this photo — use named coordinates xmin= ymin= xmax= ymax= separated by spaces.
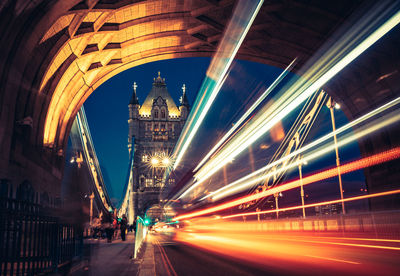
xmin=127 ymin=72 xmax=189 ymax=218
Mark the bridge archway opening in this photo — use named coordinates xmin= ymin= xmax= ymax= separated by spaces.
xmin=0 ymin=0 xmax=399 ymax=208
xmin=4 ymin=0 xmax=368 ymax=155
xmin=145 ymin=204 xmax=164 ymax=222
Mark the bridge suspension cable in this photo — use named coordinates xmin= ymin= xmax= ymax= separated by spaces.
xmin=70 ymin=107 xmax=112 ymax=212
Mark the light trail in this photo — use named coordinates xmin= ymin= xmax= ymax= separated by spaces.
xmin=221 ymin=189 xmax=400 ymax=219
xmin=193 ymin=58 xmax=297 ymax=172
xmin=318 ymin=237 xmax=400 ymax=243
xmin=267 ymin=237 xmax=400 ymax=252
xmin=250 ymin=235 xmax=400 ymax=244
xmin=172 ymin=0 xmax=264 ymax=170
xmin=211 ymin=108 xmax=400 ymax=201
xmin=304 ymin=255 xmax=360 ymax=265
xmin=172 ymin=147 xmax=400 ymax=221
xmin=174 ymin=231 xmax=400 ymax=275
xmin=198 ymin=96 xmax=400 ymax=201
xmin=189 ymin=9 xmax=400 ymax=194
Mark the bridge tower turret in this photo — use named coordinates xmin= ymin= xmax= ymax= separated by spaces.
xmin=128 ymin=82 xmax=140 ymax=154
xmin=179 ymin=84 xmax=190 ymax=122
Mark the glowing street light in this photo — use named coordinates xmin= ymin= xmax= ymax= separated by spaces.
xmin=148 ymin=153 xmax=172 ymax=168
xmin=162 ymin=157 xmax=170 ymax=166
xmin=151 ymin=157 xmax=159 ymax=166
xmin=70 ymin=152 xmax=83 ymax=168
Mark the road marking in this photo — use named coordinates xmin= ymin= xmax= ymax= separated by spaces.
xmin=254 ymin=234 xmax=400 ymax=244
xmin=304 ymin=255 xmax=360 ymax=265
xmin=258 ymin=236 xmax=400 ymax=251
xmin=154 ymin=237 xmax=178 ymax=276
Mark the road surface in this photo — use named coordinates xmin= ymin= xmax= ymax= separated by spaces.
xmin=152 ymin=231 xmax=400 ymax=276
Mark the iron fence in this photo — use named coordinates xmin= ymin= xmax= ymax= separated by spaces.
xmin=0 ymin=196 xmax=82 ymax=275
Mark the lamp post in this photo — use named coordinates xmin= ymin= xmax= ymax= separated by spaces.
xmin=297 ymin=155 xmax=306 ymax=218
xmin=274 ymin=192 xmax=282 ymax=219
xmin=70 ymin=152 xmax=83 ymax=168
xmin=327 ymin=96 xmax=345 ymax=214
xmin=89 ymin=192 xmax=94 ymax=235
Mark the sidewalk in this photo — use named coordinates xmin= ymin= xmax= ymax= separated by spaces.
xmin=67 ymin=233 xmax=139 ymax=276
xmin=137 ymin=238 xmax=156 ymax=276
xmin=137 ymin=233 xmax=176 ymax=276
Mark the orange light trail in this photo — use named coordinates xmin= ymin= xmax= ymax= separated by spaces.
xmin=258 ymin=235 xmax=400 ymax=244
xmin=260 ymin=236 xmax=400 ymax=251
xmin=173 ymin=147 xmax=400 ymax=221
xmin=222 ymin=189 xmax=400 ymax=219
xmin=209 ymin=114 xmax=255 ymax=161
xmin=304 ymin=255 xmax=361 ymax=265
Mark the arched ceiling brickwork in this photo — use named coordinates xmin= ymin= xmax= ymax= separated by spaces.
xmin=2 ymin=0 xmax=367 ymax=153
xmin=1 ymin=0 xmax=399 ymax=178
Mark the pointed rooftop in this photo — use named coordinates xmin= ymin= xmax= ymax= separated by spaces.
xmin=139 ymin=72 xmax=180 ymax=116
xmin=180 ymin=84 xmax=190 ymax=107
xmin=129 ymin=82 xmax=139 ymax=105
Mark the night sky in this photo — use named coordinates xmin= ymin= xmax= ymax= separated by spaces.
xmin=84 ymin=58 xmax=211 ymax=203
xmin=82 ymin=57 xmax=366 ymax=207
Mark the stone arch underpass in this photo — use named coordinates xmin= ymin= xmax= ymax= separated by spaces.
xmin=0 ymin=0 xmax=399 ymax=207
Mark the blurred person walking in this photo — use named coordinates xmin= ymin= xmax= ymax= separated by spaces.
xmin=102 ymin=210 xmax=114 ymax=243
xmin=120 ymin=215 xmax=128 ymax=241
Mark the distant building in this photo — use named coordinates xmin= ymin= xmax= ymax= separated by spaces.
xmin=315 ymin=203 xmax=342 ymax=215
xmin=127 ymin=72 xmax=189 ymax=220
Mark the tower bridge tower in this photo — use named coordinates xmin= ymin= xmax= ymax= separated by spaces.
xmin=128 ymin=72 xmax=189 ymax=219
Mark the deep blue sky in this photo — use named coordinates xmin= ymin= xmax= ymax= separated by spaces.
xmin=82 ymin=57 xmax=366 ymax=208
xmin=84 ymin=58 xmax=211 ymax=203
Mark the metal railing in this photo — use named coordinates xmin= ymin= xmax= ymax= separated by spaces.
xmin=133 ymin=216 xmax=148 ymax=259
xmin=0 ymin=196 xmax=82 ymax=275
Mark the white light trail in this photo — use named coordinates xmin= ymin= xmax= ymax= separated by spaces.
xmin=200 ymin=95 xmax=400 ymax=201
xmin=180 ymin=9 xmax=400 ymax=199
xmin=194 ymin=58 xmax=297 ymax=172
xmin=172 ymin=0 xmax=264 ymax=170
xmin=211 ymin=109 xmax=400 ymax=201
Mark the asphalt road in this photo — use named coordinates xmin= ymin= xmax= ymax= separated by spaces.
xmin=152 ymin=232 xmax=400 ymax=276
xmin=153 ymin=234 xmax=272 ymax=276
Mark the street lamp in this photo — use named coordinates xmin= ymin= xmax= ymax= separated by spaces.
xmin=327 ymin=96 xmax=345 ymax=214
xmin=70 ymin=152 xmax=83 ymax=168
xmin=297 ymin=155 xmax=307 ymax=218
xmin=148 ymin=152 xmax=172 ymax=168
xmin=162 ymin=157 xmax=170 ymax=166
xmin=151 ymin=157 xmax=159 ymax=166
xmin=89 ymin=192 xmax=94 ymax=236
xmin=274 ymin=192 xmax=283 ymax=219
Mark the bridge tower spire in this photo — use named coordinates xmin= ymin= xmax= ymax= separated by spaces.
xmin=128 ymin=82 xmax=140 ymax=154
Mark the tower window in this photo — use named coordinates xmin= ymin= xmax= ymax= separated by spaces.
xmin=154 ymin=109 xmax=159 ymax=118
xmin=161 ymin=109 xmax=166 ymax=118
xmin=145 ymin=178 xmax=153 ymax=187
xmin=142 ymin=155 xmax=148 ymax=162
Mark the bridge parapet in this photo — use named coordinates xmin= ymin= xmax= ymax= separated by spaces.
xmin=188 ymin=211 xmax=400 ymax=240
